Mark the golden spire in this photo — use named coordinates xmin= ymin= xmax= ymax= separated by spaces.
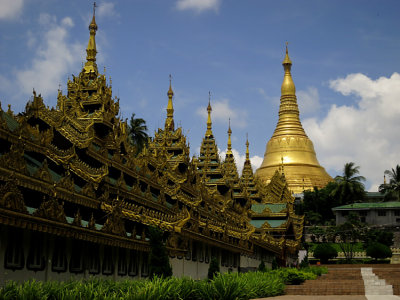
xmin=84 ymin=2 xmax=98 ymax=75
xmin=245 ymin=133 xmax=250 ymax=163
xmin=205 ymin=91 xmax=213 ymax=138
xmin=273 ymin=43 xmax=305 ymax=138
xmin=255 ymin=44 xmax=332 ymax=194
xmin=227 ymin=118 xmax=232 ymax=155
xmin=165 ymin=74 xmax=175 ymax=131
xmin=384 ymin=174 xmax=387 ymax=185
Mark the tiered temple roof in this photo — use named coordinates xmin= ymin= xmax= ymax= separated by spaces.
xmin=0 ymin=10 xmax=303 ymax=265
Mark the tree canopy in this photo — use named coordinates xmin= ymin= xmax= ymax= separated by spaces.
xmin=331 ymin=162 xmax=366 ymax=205
xmin=379 ymin=164 xmax=400 ymax=201
xmin=128 ymin=113 xmax=148 ymax=155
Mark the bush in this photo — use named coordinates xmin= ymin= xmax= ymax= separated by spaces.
xmin=148 ymin=227 xmax=172 ymax=278
xmin=366 ymin=242 xmax=392 ymax=261
xmin=313 ymin=243 xmax=338 ymax=264
xmin=208 ymin=257 xmax=220 ymax=280
xmin=273 ymin=268 xmax=316 ymax=285
xmin=258 ymin=260 xmax=267 ymax=272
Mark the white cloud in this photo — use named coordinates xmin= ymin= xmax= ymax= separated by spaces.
xmin=6 ymin=15 xmax=84 ymax=107
xmin=196 ymin=98 xmax=247 ymax=128
xmin=303 ymin=72 xmax=400 ymax=191
xmin=297 ymin=86 xmax=320 ymax=116
xmin=97 ymin=2 xmax=119 ymax=18
xmin=0 ymin=0 xmax=23 ymax=20
xmin=176 ymin=0 xmax=221 ymax=13
xmin=220 ymin=148 xmax=263 ymax=176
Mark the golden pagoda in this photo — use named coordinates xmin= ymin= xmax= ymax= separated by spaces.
xmin=255 ymin=45 xmax=332 ymax=194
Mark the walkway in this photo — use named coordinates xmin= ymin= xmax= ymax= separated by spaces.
xmin=254 ymin=265 xmax=400 ymax=300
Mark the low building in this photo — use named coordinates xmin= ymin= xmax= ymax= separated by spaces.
xmin=332 ymin=202 xmax=400 ymax=226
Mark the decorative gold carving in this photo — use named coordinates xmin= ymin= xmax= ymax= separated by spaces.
xmin=0 ymin=180 xmax=27 ymax=213
xmin=101 ymin=202 xmax=126 ymax=236
xmin=34 ymin=196 xmax=67 ymax=223
xmin=72 ymin=209 xmax=82 ymax=226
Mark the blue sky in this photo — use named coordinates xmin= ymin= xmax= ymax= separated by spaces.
xmin=1 ymin=0 xmax=400 ymax=191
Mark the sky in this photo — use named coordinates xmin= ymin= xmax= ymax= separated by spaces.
xmin=0 ymin=0 xmax=400 ymax=191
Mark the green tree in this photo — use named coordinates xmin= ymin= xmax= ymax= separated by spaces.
xmin=299 ymin=182 xmax=338 ymax=225
xmin=128 ymin=113 xmax=148 ymax=154
xmin=258 ymin=260 xmax=267 ymax=272
xmin=313 ymin=243 xmax=338 ymax=264
xmin=379 ymin=165 xmax=400 ymax=201
xmin=207 ymin=257 xmax=220 ymax=280
xmin=148 ymin=226 xmax=172 ymax=278
xmin=335 ymin=212 xmax=365 ymax=262
xmin=362 ymin=229 xmax=394 ymax=249
xmin=366 ymin=242 xmax=392 ymax=261
xmin=331 ymin=162 xmax=366 ymax=205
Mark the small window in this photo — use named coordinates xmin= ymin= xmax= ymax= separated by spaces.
xmin=118 ymin=248 xmax=127 ymax=276
xmin=88 ymin=243 xmax=100 ymax=274
xmin=141 ymin=252 xmax=149 ymax=277
xmin=102 ymin=247 xmax=114 ymax=275
xmin=27 ymin=232 xmax=45 ymax=271
xmin=378 ymin=210 xmax=386 ymax=217
xmin=4 ymin=229 xmax=25 ymax=270
xmin=52 ymin=238 xmax=67 ymax=273
xmin=395 ymin=210 xmax=400 ymax=217
xmin=205 ymin=246 xmax=209 ymax=264
xmin=69 ymin=241 xmax=84 ymax=274
xmin=128 ymin=250 xmax=138 ymax=277
xmin=359 ymin=211 xmax=368 ymax=217
xmin=185 ymin=244 xmax=191 ymax=260
xmin=191 ymin=242 xmax=197 ymax=262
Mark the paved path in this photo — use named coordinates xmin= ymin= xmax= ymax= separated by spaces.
xmin=255 ymin=296 xmax=400 ymax=300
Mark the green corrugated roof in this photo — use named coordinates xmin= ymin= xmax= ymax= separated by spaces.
xmin=266 ymin=219 xmax=287 ymax=228
xmin=1 ymin=111 xmax=19 ymax=132
xmin=333 ymin=202 xmax=400 ymax=210
xmin=250 ymin=219 xmax=267 ymax=228
xmin=251 ymin=203 xmax=287 ymax=214
xmin=266 ymin=204 xmax=287 ymax=213
xmin=251 ymin=204 xmax=267 ymax=214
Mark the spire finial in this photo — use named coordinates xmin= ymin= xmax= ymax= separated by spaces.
xmin=227 ymin=118 xmax=232 ymax=155
xmin=245 ymin=133 xmax=250 ymax=162
xmin=84 ymin=3 xmax=98 ymax=75
xmin=281 ymin=156 xmax=285 ymax=175
xmin=384 ymin=174 xmax=387 ymax=185
xmin=205 ymin=91 xmax=213 ymax=138
xmin=165 ymin=74 xmax=174 ymax=131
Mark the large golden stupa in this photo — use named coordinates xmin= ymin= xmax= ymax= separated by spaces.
xmin=255 ymin=45 xmax=332 ymax=194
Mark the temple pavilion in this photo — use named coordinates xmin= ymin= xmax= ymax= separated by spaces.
xmin=0 ymin=8 xmax=303 ymax=281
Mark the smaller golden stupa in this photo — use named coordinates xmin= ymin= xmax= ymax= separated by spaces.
xmin=255 ymin=45 xmax=332 ymax=194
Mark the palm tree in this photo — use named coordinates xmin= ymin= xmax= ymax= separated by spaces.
xmin=128 ymin=113 xmax=148 ymax=154
xmin=331 ymin=162 xmax=366 ymax=205
xmin=379 ymin=165 xmax=400 ymax=201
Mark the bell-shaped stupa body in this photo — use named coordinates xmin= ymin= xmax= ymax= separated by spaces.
xmin=255 ymin=46 xmax=332 ymax=194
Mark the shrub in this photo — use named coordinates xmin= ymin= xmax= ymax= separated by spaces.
xmin=207 ymin=256 xmax=220 ymax=280
xmin=258 ymin=260 xmax=267 ymax=272
xmin=366 ymin=242 xmax=392 ymax=261
xmin=313 ymin=243 xmax=338 ymax=264
xmin=148 ymin=226 xmax=172 ymax=278
xmin=271 ymin=257 xmax=278 ymax=270
xmin=274 ymin=268 xmax=316 ymax=285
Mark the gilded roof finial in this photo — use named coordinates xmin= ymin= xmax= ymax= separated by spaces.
xmin=205 ymin=91 xmax=213 ymax=138
xmin=165 ymin=74 xmax=175 ymax=131
xmin=281 ymin=42 xmax=295 ymax=95
xmin=227 ymin=118 xmax=232 ymax=155
xmin=245 ymin=133 xmax=250 ymax=162
xmin=84 ymin=2 xmax=98 ymax=75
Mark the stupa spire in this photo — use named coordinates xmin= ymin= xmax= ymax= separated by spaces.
xmin=255 ymin=45 xmax=332 ymax=194
xmin=84 ymin=2 xmax=98 ymax=75
xmin=245 ymin=134 xmax=250 ymax=163
xmin=165 ymin=74 xmax=175 ymax=131
xmin=227 ymin=118 xmax=232 ymax=155
xmin=205 ymin=91 xmax=213 ymax=138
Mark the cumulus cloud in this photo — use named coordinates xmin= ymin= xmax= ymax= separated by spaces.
xmin=0 ymin=0 xmax=23 ymax=20
xmin=303 ymin=72 xmax=400 ymax=191
xmin=196 ymin=98 xmax=247 ymax=128
xmin=220 ymin=148 xmax=263 ymax=175
xmin=176 ymin=0 xmax=221 ymax=13
xmin=97 ymin=2 xmax=119 ymax=18
xmin=4 ymin=15 xmax=84 ymax=108
xmin=297 ymin=86 xmax=320 ymax=116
